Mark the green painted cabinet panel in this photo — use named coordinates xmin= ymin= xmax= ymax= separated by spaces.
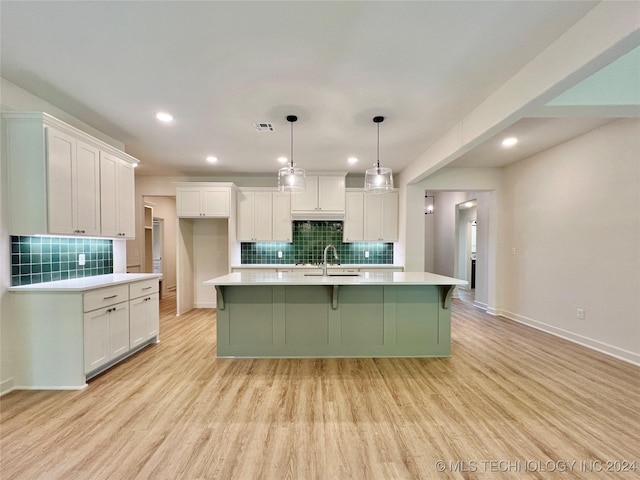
xmin=215 ymin=284 xmax=451 ymax=358
xmin=227 ymin=287 xmax=274 ymax=345
xmin=284 ymin=286 xmax=329 ymax=345
xmin=339 ymin=286 xmax=384 ymax=346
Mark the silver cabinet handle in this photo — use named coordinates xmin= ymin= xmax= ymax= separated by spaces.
xmin=142 ymin=286 xmax=153 ymax=290
xmin=103 ymin=295 xmax=118 ymax=300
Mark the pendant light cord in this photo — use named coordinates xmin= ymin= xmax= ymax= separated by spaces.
xmin=376 ymin=121 xmax=381 ymax=173
xmin=290 ymin=119 xmax=294 ymax=169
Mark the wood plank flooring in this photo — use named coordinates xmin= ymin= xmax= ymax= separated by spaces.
xmin=1 ymin=295 xmax=638 ymax=479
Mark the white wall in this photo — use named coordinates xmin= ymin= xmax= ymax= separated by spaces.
xmin=193 ymin=219 xmax=229 ymax=308
xmin=498 ymin=119 xmax=640 ymax=364
xmin=433 ymin=192 xmax=468 ymax=277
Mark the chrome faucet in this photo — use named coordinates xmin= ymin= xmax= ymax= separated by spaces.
xmin=322 ymin=244 xmax=338 ymax=276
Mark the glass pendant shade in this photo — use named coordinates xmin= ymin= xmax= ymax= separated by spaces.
xmin=277 ymin=114 xmax=306 ymax=192
xmin=364 ymin=166 xmax=393 ymax=192
xmin=364 ymin=116 xmax=394 ymax=193
xmin=278 ymin=165 xmax=306 ymax=191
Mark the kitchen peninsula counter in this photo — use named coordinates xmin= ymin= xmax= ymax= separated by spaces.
xmin=204 ymin=271 xmax=466 ymax=358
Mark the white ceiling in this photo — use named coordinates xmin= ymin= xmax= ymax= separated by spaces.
xmin=1 ymin=0 xmax=620 ymax=177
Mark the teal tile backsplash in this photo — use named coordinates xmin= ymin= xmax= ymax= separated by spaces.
xmin=241 ymin=221 xmax=394 ymax=265
xmin=11 ymin=236 xmax=113 ymax=286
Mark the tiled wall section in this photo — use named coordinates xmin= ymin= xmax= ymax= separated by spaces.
xmin=241 ymin=221 xmax=394 ymax=265
xmin=11 ymin=236 xmax=113 ymax=286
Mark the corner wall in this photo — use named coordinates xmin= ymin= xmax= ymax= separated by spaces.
xmin=498 ymin=119 xmax=640 ymax=364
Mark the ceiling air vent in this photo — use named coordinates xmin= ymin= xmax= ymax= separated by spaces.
xmin=253 ymin=122 xmax=274 ymax=132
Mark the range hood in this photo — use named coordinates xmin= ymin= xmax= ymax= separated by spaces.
xmin=291 ymin=211 xmax=344 ymax=221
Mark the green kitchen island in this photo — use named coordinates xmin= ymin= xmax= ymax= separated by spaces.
xmin=203 ymin=271 xmax=466 ymax=358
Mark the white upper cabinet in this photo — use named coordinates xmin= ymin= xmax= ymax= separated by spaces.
xmin=364 ymin=191 xmax=399 ymax=242
xmin=175 ymin=183 xmax=233 ymax=218
xmin=237 ymin=191 xmax=273 ymax=242
xmin=236 ymin=189 xmax=292 ymax=242
xmin=272 ymin=192 xmax=292 ymax=242
xmin=75 ymin=140 xmax=102 ymax=236
xmin=343 ymin=191 xmax=364 ymax=242
xmin=2 ymin=112 xmax=138 ymax=238
xmin=46 ymin=128 xmax=101 ymax=236
xmin=100 ymin=152 xmax=135 ymax=238
xmin=291 ymin=174 xmax=346 ymax=219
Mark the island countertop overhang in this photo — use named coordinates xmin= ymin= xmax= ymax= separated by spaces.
xmin=204 ymin=271 xmax=467 ymax=287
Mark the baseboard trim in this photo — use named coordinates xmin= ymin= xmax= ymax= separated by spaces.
xmin=195 ymin=302 xmax=216 ymax=309
xmin=473 ymin=300 xmax=488 ymax=310
xmin=1 ymin=377 xmax=15 ymax=396
xmin=498 ymin=309 xmax=640 ymax=366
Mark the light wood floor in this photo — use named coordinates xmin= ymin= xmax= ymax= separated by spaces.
xmin=1 ymin=295 xmax=638 ymax=480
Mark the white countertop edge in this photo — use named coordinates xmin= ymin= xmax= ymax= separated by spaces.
xmin=205 ymin=271 xmax=467 ymax=286
xmin=9 ymin=273 xmax=163 ymax=292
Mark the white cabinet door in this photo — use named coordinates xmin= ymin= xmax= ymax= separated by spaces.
xmin=99 ymin=153 xmax=119 ymax=237
xmin=130 ymin=289 xmax=159 ymax=348
xmin=100 ymin=154 xmax=135 ymax=238
xmin=144 ymin=293 xmax=160 ymax=339
xmin=380 ymin=192 xmax=399 ymax=242
xmin=343 ymin=192 xmax=364 ymax=242
xmin=84 ymin=308 xmax=110 ymax=373
xmin=203 ymin=188 xmax=230 ymax=217
xmin=129 ymin=296 xmax=147 ymax=349
xmin=364 ymin=192 xmax=398 ymax=241
xmin=116 ymin=160 xmax=135 ymax=238
xmin=318 ymin=176 xmax=345 ymax=212
xmin=291 ymin=176 xmax=318 ymax=212
xmin=236 ymin=191 xmax=255 ymax=241
xmin=109 ymin=303 xmax=130 ymax=359
xmin=237 ymin=191 xmax=272 ymax=241
xmin=253 ymin=192 xmax=273 ymax=241
xmin=291 ymin=175 xmax=345 ymax=215
xmin=75 ymin=140 xmax=101 ymax=236
xmin=272 ymin=192 xmax=292 ymax=242
xmin=363 ymin=194 xmax=382 ymax=241
xmin=47 ymin=127 xmax=76 ymax=235
xmin=177 ymin=186 xmax=231 ymax=217
xmin=176 ymin=188 xmax=203 ymax=217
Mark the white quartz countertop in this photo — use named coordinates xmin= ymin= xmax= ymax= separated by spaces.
xmin=9 ymin=273 xmax=163 ymax=292
xmin=204 ymin=271 xmax=466 ymax=286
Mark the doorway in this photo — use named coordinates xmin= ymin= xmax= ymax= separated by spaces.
xmin=153 ymin=218 xmax=164 ymax=275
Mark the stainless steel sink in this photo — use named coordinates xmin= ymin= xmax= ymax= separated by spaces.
xmin=303 ymin=273 xmax=360 ymax=277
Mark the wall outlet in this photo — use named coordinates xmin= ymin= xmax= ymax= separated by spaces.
xmin=364 ymin=251 xmax=369 ymax=258
xmin=577 ymin=308 xmax=585 ymax=320
xmin=511 ymin=247 xmax=517 ymax=255
xmin=78 ymin=253 xmax=85 ymax=266
xmin=278 ymin=251 xmax=283 ymax=258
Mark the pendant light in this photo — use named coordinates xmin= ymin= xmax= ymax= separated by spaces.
xmin=277 ymin=115 xmax=306 ymax=191
xmin=364 ymin=116 xmax=394 ymax=192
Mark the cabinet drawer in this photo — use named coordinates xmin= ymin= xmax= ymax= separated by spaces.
xmin=129 ymin=279 xmax=159 ymax=299
xmin=84 ymin=285 xmax=129 ymax=312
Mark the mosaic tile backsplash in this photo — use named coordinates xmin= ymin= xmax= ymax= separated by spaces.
xmin=241 ymin=221 xmax=394 ymax=265
xmin=11 ymin=236 xmax=113 ymax=286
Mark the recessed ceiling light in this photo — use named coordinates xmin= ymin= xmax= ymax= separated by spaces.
xmin=156 ymin=112 xmax=173 ymax=123
xmin=206 ymin=156 xmax=218 ymax=163
xmin=277 ymin=157 xmax=288 ymax=164
xmin=348 ymin=157 xmax=358 ymax=164
xmin=501 ymin=136 xmax=518 ymax=147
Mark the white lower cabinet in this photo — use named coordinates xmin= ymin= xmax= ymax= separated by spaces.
xmin=83 ymin=301 xmax=129 ymax=373
xmin=83 ymin=281 xmax=160 ymax=376
xmin=130 ymin=293 xmax=160 ymax=348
